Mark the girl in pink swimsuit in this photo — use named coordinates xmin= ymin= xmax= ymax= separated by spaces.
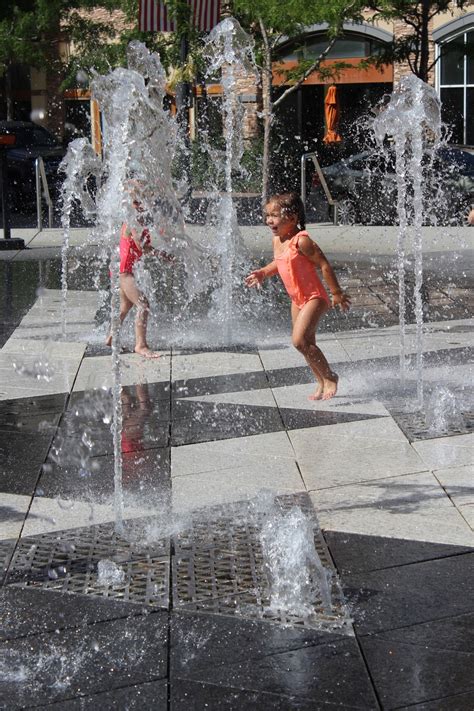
xmin=245 ymin=192 xmax=350 ymax=400
xmin=106 ymin=199 xmax=172 ymax=358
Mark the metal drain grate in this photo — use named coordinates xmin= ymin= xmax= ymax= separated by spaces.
xmin=172 ymin=494 xmax=351 ymax=631
xmin=390 ymin=408 xmax=473 ymax=441
xmin=5 ymin=521 xmax=170 ymax=608
xmin=3 ymin=495 xmax=351 ymax=631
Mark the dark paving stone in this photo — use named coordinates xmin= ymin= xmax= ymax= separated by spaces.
xmin=0 ymin=431 xmax=54 ymax=496
xmin=0 ymin=392 xmax=67 ymax=417
xmin=170 ymin=611 xmax=348 ymax=673
xmin=343 ymin=552 xmax=474 ymax=635
xmin=172 ymin=370 xmax=269 ymax=399
xmin=0 ymin=585 xmax=146 ymax=641
xmin=38 ymin=447 xmax=170 ymax=501
xmin=0 ymin=539 xmax=16 ymax=585
xmin=359 ymin=619 xmax=474 ymax=709
xmin=0 ymin=410 xmax=60 ymax=435
xmin=0 ymin=610 xmax=168 ymax=709
xmin=171 ymin=678 xmax=353 ymax=710
xmin=171 ymin=401 xmax=284 ymax=446
xmin=70 ymin=380 xmax=171 ymax=405
xmin=170 ymin=616 xmax=377 ymax=709
xmin=41 ymin=679 xmax=168 ymax=709
xmin=397 ymin=690 xmax=474 ymax=710
xmin=279 ymin=408 xmax=382 ymax=430
xmin=324 ymin=531 xmax=473 ymax=575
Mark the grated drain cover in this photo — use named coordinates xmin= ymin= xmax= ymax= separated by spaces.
xmin=5 ymin=521 xmax=170 ymax=608
xmin=390 ymin=408 xmax=473 ymax=441
xmin=4 ymin=495 xmax=351 ymax=631
xmin=171 ymin=494 xmax=351 ymax=631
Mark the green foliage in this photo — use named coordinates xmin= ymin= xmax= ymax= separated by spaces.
xmin=366 ymin=0 xmax=471 ymax=79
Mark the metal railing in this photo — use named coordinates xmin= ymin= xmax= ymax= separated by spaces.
xmin=301 ymin=152 xmax=338 ymax=225
xmin=35 ymin=157 xmax=53 ymax=231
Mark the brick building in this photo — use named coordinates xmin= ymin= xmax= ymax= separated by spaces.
xmin=1 ymin=3 xmax=472 ymax=152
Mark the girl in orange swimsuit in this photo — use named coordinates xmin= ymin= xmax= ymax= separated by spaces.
xmin=245 ymin=192 xmax=350 ymax=400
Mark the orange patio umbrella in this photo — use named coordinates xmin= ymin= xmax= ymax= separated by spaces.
xmin=323 ymin=85 xmax=342 ymax=144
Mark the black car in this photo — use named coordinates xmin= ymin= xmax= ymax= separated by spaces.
xmin=310 ymin=146 xmax=474 ymax=225
xmin=0 ymin=120 xmax=66 ymax=210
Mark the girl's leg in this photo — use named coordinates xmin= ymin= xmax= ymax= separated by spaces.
xmin=120 ymin=273 xmax=160 ymax=358
xmin=291 ymin=299 xmax=338 ymax=401
xmin=105 ymin=283 xmax=134 ymax=346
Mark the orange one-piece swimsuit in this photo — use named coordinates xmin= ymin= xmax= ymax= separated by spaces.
xmin=276 ymin=231 xmax=330 ymax=309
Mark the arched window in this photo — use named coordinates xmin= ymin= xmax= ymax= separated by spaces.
xmin=436 ymin=19 xmax=474 ymax=145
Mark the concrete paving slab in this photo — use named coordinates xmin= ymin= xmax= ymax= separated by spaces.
xmin=310 ymin=471 xmax=474 ymax=546
xmin=257 ymin=341 xmax=351 ymax=371
xmin=289 ymin=416 xmax=409 ymax=445
xmin=171 ymin=431 xmax=295 ymax=478
xmin=298 ymin=439 xmax=427 ymax=490
xmin=171 ymin=463 xmax=305 ymax=512
xmin=412 ymin=433 xmax=474 ymax=469
xmin=171 ymin=350 xmax=264 ymax=380
xmin=271 ymin=385 xmax=390 ymax=415
xmin=73 ymin=353 xmax=171 ymax=391
xmin=0 ymin=493 xmax=31 ymax=540
xmin=434 ymin=465 xmax=474 ymax=507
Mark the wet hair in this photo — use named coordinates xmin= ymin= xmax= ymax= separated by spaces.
xmin=266 ymin=192 xmax=306 ymax=230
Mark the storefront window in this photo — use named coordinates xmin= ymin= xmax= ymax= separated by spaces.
xmin=280 ymin=33 xmax=386 ymax=62
xmin=438 ymin=29 xmax=474 ymax=145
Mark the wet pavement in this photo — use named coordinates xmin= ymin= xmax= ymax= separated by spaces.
xmin=0 ymin=225 xmax=473 ymax=710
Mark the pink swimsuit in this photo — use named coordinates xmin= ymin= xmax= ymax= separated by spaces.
xmin=119 ymin=224 xmax=151 ymax=274
xmin=276 ymin=231 xmax=330 ymax=309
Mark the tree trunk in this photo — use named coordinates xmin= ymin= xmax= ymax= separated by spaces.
xmin=5 ymin=62 xmax=13 ymax=121
xmin=259 ymin=18 xmax=273 ymax=208
xmin=419 ymin=0 xmax=430 ymax=82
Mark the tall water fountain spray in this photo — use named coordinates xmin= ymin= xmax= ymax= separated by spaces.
xmin=61 ymin=42 xmax=208 ymax=531
xmin=203 ymin=18 xmax=257 ymax=337
xmin=373 ymin=75 xmax=442 ymax=406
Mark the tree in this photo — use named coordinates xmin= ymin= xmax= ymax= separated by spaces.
xmin=0 ymin=1 xmax=178 ymax=128
xmin=232 ymin=0 xmax=366 ymax=203
xmin=367 ymin=0 xmax=471 ymax=82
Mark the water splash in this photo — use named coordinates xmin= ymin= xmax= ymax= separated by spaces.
xmin=373 ymin=75 xmax=442 ymax=405
xmin=426 ymin=385 xmax=464 ymax=435
xmin=97 ymin=559 xmax=126 ymax=586
xmin=260 ymin=507 xmax=332 ymax=617
xmin=203 ymin=18 xmax=258 ymax=337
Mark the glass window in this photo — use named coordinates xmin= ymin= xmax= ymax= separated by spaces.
xmin=279 ymin=33 xmax=386 ymax=62
xmin=440 ymin=87 xmax=464 ymax=144
xmin=440 ymin=37 xmax=464 ymax=85
xmin=467 ymin=87 xmax=474 ymax=145
xmin=467 ymin=31 xmax=474 ymax=85
xmin=439 ymin=30 xmax=474 ymax=145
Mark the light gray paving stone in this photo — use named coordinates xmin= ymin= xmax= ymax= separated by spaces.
xmin=73 ymin=353 xmax=171 ymax=391
xmin=289 ymin=417 xmax=408 ymax=447
xmin=171 ymin=461 xmax=304 ymax=512
xmin=0 ymin=494 xmax=31 ymax=540
xmin=434 ymin=465 xmax=474 ymax=507
xmin=21 ymin=496 xmax=150 ymax=537
xmin=258 ymin=340 xmax=351 ymax=371
xmin=412 ymin=434 xmax=474 ymax=470
xmin=310 ymin=471 xmax=474 ymax=546
xmin=297 ymin=440 xmax=426 ymax=490
xmin=458 ymin=504 xmax=474 ymax=529
xmin=171 ymin=432 xmax=295 ymax=478
xmin=271 ymin=384 xmax=390 ymax=415
xmin=171 ymin=351 xmax=263 ymax=380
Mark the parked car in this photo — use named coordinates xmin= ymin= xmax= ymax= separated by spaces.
xmin=310 ymin=146 xmax=474 ymax=225
xmin=0 ymin=121 xmax=66 ymax=210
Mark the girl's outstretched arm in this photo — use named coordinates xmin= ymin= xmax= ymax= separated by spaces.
xmin=297 ymin=234 xmax=351 ymax=311
xmin=245 ymin=260 xmax=278 ymax=287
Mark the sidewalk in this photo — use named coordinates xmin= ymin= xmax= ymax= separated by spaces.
xmin=0 ymin=226 xmax=473 ymax=709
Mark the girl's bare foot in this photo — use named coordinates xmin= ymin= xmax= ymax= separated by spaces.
xmin=322 ymin=373 xmax=339 ymax=401
xmin=135 ymin=345 xmax=161 ymax=359
xmin=105 ymin=335 xmax=112 ymax=347
xmin=308 ymin=384 xmax=324 ymax=401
